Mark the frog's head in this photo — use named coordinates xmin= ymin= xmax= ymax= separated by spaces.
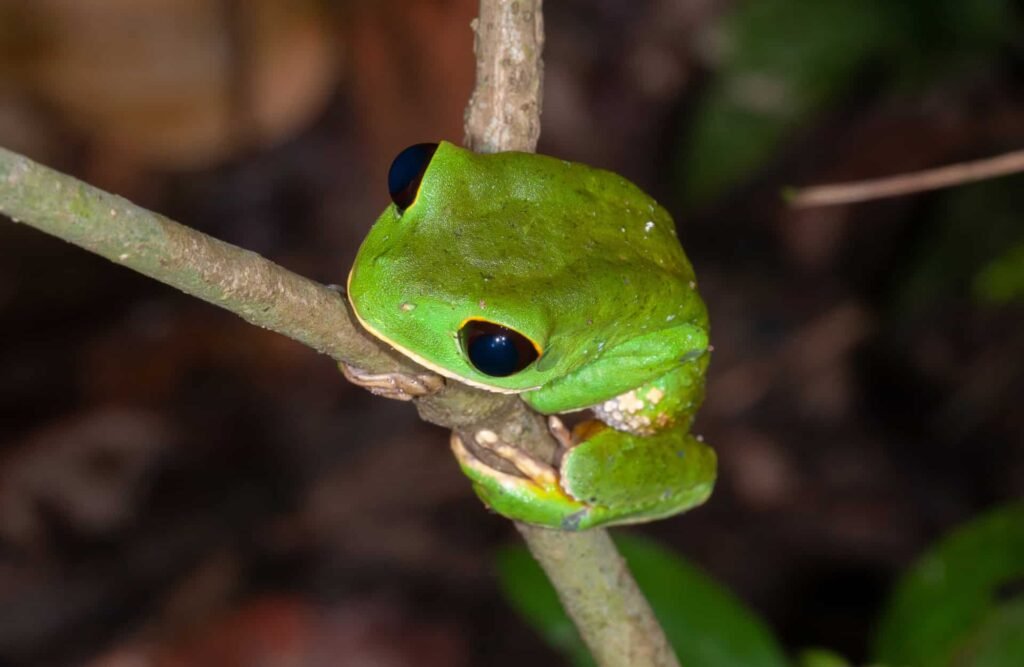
xmin=347 ymin=141 xmax=575 ymax=394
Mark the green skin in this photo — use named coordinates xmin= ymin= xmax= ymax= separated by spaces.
xmin=348 ymin=141 xmax=715 ymax=530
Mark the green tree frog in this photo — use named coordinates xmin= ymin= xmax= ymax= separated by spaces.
xmin=346 ymin=141 xmax=715 ymax=530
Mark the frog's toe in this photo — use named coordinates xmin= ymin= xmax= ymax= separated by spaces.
xmin=450 ymin=430 xmax=560 ymax=492
xmin=546 ymin=415 xmax=574 ymax=449
xmin=339 ymin=362 xmax=444 ymax=401
xmin=450 ymin=431 xmax=590 ymax=528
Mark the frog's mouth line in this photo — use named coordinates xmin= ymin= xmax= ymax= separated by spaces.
xmin=345 ymin=269 xmax=537 ymax=395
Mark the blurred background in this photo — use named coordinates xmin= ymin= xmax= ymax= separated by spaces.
xmin=0 ymin=0 xmax=1022 ymax=665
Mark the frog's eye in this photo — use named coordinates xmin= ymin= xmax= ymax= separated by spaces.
xmin=460 ymin=320 xmax=539 ymax=377
xmin=388 ymin=143 xmax=438 ymax=213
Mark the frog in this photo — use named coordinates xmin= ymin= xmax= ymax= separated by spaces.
xmin=345 ymin=141 xmax=715 ymax=530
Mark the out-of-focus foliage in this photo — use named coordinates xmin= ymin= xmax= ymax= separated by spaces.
xmin=501 ymin=506 xmax=1024 ymax=667
xmin=882 ymin=0 xmax=1017 ymax=86
xmin=679 ymin=0 xmax=1017 ymax=206
xmin=974 ymin=242 xmax=1024 ymax=305
xmin=496 ymin=534 xmax=789 ymax=667
xmin=873 ymin=503 xmax=1024 ymax=667
xmin=892 ymin=178 xmax=1024 ymax=319
xmin=680 ymin=0 xmax=883 ymax=205
xmin=794 ymin=648 xmax=852 ymax=667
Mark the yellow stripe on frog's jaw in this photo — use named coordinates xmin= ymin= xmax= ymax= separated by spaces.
xmin=345 ymin=269 xmax=532 ymax=395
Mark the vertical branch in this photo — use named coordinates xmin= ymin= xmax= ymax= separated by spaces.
xmin=463 ymin=2 xmax=681 ymax=666
xmin=464 ymin=0 xmax=544 ymax=153
xmin=516 ymin=525 xmax=683 ymax=667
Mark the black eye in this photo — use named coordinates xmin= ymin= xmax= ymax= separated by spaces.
xmin=388 ymin=143 xmax=438 ymax=212
xmin=460 ymin=320 xmax=539 ymax=377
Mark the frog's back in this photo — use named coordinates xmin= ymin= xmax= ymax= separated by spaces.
xmin=441 ymin=146 xmax=704 ymax=348
xmin=432 ymin=147 xmax=690 ymax=278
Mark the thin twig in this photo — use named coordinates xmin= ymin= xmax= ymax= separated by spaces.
xmin=787 ymin=148 xmax=1024 ymax=208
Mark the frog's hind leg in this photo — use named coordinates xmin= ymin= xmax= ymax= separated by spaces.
xmin=556 ymin=362 xmax=714 ymax=527
xmin=557 ymin=425 xmax=716 ymax=528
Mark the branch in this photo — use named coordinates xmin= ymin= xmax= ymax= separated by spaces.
xmin=0 ymin=147 xmax=391 ymax=370
xmin=3 ymin=135 xmax=572 ymax=457
xmin=465 ymin=2 xmax=680 ymax=666
xmin=516 ymin=525 xmax=683 ymax=666
xmin=787 ymin=147 xmax=1024 ymax=208
xmin=464 ymin=0 xmax=544 ymax=153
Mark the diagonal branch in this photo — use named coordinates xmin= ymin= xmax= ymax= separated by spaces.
xmin=0 ymin=145 xmax=549 ymax=448
xmin=0 ymin=147 xmax=392 ymax=370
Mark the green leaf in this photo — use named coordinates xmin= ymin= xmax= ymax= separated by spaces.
xmin=795 ymin=648 xmax=853 ymax=667
xmin=952 ymin=598 xmax=1024 ymax=667
xmin=873 ymin=502 xmax=1024 ymax=667
xmin=496 ymin=533 xmax=789 ymax=667
xmin=974 ymin=242 xmax=1024 ymax=305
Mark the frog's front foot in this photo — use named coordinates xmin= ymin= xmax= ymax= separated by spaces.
xmin=450 ymin=422 xmax=595 ymax=530
xmin=340 ymin=362 xmax=444 ymax=401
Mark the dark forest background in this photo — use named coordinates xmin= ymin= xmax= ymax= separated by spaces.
xmin=0 ymin=1 xmax=1021 ymax=665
